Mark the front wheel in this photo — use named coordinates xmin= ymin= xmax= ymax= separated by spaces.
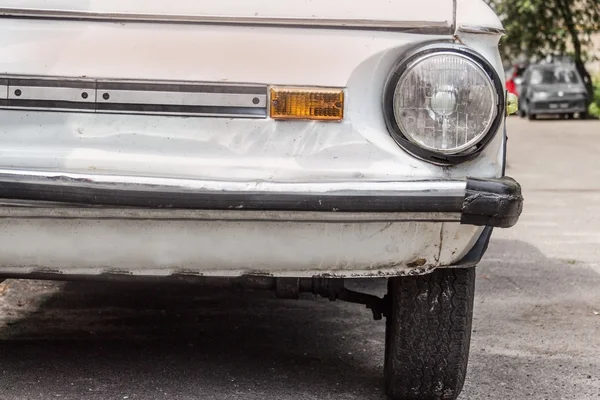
xmin=384 ymin=268 xmax=476 ymax=400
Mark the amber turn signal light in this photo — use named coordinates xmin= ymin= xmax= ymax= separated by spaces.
xmin=270 ymin=87 xmax=344 ymax=121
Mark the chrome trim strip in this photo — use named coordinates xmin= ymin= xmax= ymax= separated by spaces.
xmin=0 ymin=75 xmax=268 ymax=118
xmin=458 ymin=25 xmax=506 ymax=35
xmin=0 ymin=169 xmax=467 ymax=196
xmin=0 ymin=8 xmax=453 ymax=34
xmin=0 ymin=204 xmax=461 ymax=222
xmin=98 ymin=90 xmax=266 ymax=108
xmin=452 ymin=0 xmax=457 ymax=32
xmin=0 ymin=169 xmax=467 ymax=212
xmin=8 ymin=85 xmax=95 ymax=103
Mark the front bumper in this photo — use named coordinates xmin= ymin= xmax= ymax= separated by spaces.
xmin=0 ymin=171 xmax=522 ymax=279
xmin=0 ymin=170 xmax=522 ymax=228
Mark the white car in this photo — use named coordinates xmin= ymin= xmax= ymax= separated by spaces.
xmin=0 ymin=1 xmax=522 ymax=399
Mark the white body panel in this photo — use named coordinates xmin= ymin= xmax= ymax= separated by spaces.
xmin=0 ymin=215 xmax=481 ymax=278
xmin=0 ymin=0 xmax=504 ymax=278
xmin=0 ymin=0 xmax=453 ymax=25
xmin=456 ymin=0 xmax=504 ymax=31
xmin=0 ymin=19 xmax=504 ymax=182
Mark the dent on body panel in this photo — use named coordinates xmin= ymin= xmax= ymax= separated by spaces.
xmin=0 ymin=35 xmax=467 ymax=182
xmin=0 ymin=19 xmax=500 ymax=182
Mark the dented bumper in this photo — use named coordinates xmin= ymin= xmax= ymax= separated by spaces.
xmin=0 ymin=170 xmax=522 ymax=227
xmin=0 ymin=171 xmax=522 ymax=279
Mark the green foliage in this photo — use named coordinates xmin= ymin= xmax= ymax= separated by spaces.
xmin=486 ymin=0 xmax=599 ymax=100
xmin=485 ymin=0 xmax=600 ymax=63
xmin=589 ymin=75 xmax=600 ymax=118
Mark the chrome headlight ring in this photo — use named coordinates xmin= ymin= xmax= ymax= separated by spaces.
xmin=383 ymin=43 xmax=505 ymax=165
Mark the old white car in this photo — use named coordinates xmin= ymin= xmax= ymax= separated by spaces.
xmin=0 ymin=1 xmax=522 ymax=399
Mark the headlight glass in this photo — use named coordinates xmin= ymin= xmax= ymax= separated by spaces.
xmin=532 ymin=91 xmax=549 ymax=100
xmin=392 ymin=53 xmax=498 ymax=155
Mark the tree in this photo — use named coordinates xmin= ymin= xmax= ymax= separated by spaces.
xmin=486 ymin=0 xmax=600 ymax=100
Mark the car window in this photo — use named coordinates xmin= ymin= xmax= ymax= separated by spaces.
xmin=530 ymin=67 xmax=581 ymax=85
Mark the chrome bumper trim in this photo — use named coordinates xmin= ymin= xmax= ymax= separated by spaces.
xmin=0 ymin=169 xmax=467 ymax=213
xmin=0 ymin=204 xmax=461 ymax=222
xmin=0 ymin=169 xmax=466 ymax=195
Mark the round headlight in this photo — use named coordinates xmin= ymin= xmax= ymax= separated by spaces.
xmin=384 ymin=47 xmax=503 ymax=162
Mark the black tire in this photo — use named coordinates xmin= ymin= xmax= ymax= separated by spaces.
xmin=527 ymin=113 xmax=537 ymax=120
xmin=580 ymin=111 xmax=589 ymax=120
xmin=384 ymin=268 xmax=475 ymax=400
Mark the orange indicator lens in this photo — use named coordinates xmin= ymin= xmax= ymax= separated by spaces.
xmin=270 ymin=87 xmax=344 ymax=121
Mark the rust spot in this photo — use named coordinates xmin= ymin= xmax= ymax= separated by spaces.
xmin=406 ymin=258 xmax=427 ymax=268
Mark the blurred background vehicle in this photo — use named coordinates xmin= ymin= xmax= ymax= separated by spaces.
xmin=518 ymin=62 xmax=589 ymax=120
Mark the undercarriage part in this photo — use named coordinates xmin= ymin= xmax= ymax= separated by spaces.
xmin=0 ymin=273 xmax=390 ymax=319
xmin=274 ymin=277 xmax=387 ymax=320
xmin=298 ymin=277 xmax=389 ymax=320
xmin=338 ymin=289 xmax=390 ymax=321
xmin=183 ymin=276 xmax=390 ymax=320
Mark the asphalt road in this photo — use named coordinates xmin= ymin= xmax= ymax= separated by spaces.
xmin=1 ymin=117 xmax=600 ymax=399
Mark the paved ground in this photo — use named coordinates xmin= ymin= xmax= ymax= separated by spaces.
xmin=1 ymin=117 xmax=600 ymax=399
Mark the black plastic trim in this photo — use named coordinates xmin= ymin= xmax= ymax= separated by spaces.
xmin=461 ymin=176 xmax=523 ymax=228
xmin=501 ymin=123 xmax=507 ymax=176
xmin=383 ymin=43 xmax=506 ymax=165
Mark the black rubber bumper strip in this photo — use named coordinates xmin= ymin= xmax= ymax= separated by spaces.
xmin=461 ymin=177 xmax=523 ymax=228
xmin=0 ymin=176 xmax=522 ymax=227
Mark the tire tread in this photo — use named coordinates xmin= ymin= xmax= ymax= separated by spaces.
xmin=385 ymin=268 xmax=475 ymax=400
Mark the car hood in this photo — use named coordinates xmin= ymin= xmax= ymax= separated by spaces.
xmin=0 ymin=0 xmax=453 ymax=25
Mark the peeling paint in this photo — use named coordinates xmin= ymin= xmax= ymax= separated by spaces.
xmin=406 ymin=258 xmax=427 ymax=268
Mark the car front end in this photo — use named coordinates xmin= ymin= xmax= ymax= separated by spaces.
xmin=0 ymin=1 xmax=522 ymax=399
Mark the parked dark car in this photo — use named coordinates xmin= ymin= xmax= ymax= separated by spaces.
xmin=519 ymin=63 xmax=589 ymax=120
